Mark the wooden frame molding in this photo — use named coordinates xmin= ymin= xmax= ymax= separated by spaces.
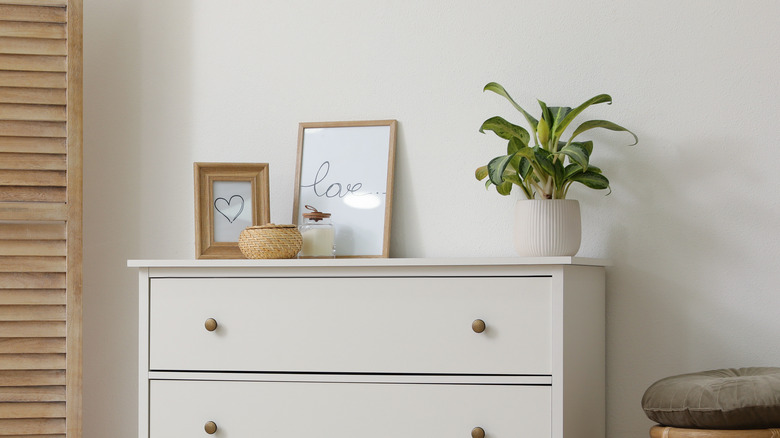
xmin=66 ymin=1 xmax=83 ymax=436
xmin=194 ymin=163 xmax=271 ymax=259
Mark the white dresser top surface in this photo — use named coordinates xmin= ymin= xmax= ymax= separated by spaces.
xmin=128 ymin=257 xmax=610 ymax=268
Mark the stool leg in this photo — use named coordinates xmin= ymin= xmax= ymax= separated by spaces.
xmin=650 ymin=425 xmax=672 ymax=438
xmin=651 ymin=426 xmax=780 ymax=437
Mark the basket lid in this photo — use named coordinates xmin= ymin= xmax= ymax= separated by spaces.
xmin=245 ymin=223 xmax=297 ymax=230
xmin=302 ymin=205 xmax=331 ymax=221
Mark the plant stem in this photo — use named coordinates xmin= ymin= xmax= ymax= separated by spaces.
xmin=543 ymin=177 xmax=553 ymax=198
xmin=527 ymin=177 xmax=545 ymax=198
xmin=521 ymin=183 xmax=533 ymax=199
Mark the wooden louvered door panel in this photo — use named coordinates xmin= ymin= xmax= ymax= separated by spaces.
xmin=0 ymin=0 xmax=82 ymax=437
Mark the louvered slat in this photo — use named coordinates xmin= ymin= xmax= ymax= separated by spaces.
xmin=0 ymin=22 xmax=66 ymax=39
xmin=0 ymin=306 xmax=65 ymax=321
xmin=0 ymin=169 xmax=65 ymax=187
xmin=0 ymin=273 xmax=65 ymax=289
xmin=0 ymin=203 xmax=67 ymax=221
xmin=0 ymin=402 xmax=65 ymax=418
xmin=0 ymin=71 xmax=66 ymax=89
xmin=0 ymin=321 xmax=65 ymax=342
xmin=0 ymin=187 xmax=66 ymax=203
xmin=0 ymin=257 xmax=66 ymax=272
xmin=0 ymin=338 xmax=65 ymax=354
xmin=0 ymin=386 xmax=65 ymax=402
xmin=0 ymin=322 xmax=65 ymax=338
xmin=0 ymin=223 xmax=65 ymax=240
xmin=0 ymin=88 xmax=67 ymax=105
xmin=0 ymin=137 xmax=66 ymax=154
xmin=0 ymin=170 xmax=65 ymax=186
xmin=0 ymin=54 xmax=66 ymax=72
xmin=0 ymin=433 xmax=66 ymax=438
xmin=0 ymin=241 xmax=66 ymax=256
xmin=0 ymin=0 xmax=66 ymax=6
xmin=0 ymin=370 xmax=65 ymax=386
xmin=0 ymin=137 xmax=65 ymax=154
xmin=0 ymin=290 xmax=65 ymax=305
xmin=0 ymin=418 xmax=65 ymax=434
xmin=0 ymin=153 xmax=66 ymax=170
xmin=0 ymin=104 xmax=67 ymax=122
xmin=0 ymin=5 xmax=67 ymax=23
xmin=0 ymin=37 xmax=66 ymax=56
xmin=0 ymin=121 xmax=66 ymax=137
xmin=0 ymin=354 xmax=65 ymax=369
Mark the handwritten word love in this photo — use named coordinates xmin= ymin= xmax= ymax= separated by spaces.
xmin=301 ymin=161 xmax=363 ymax=198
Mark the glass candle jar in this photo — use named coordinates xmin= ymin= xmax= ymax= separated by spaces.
xmin=298 ymin=205 xmax=335 ymax=258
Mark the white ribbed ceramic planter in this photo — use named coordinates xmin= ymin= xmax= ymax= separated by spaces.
xmin=513 ymin=199 xmax=581 ymax=257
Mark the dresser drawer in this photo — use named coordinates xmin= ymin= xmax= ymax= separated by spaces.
xmin=148 ymin=277 xmax=552 ymax=374
xmin=149 ymin=379 xmax=551 ymax=438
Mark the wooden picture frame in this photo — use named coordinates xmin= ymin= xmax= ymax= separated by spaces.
xmin=293 ymin=120 xmax=397 ymax=258
xmin=194 ymin=163 xmax=270 ymax=259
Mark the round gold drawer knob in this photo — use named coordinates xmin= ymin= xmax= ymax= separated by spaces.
xmin=471 ymin=426 xmax=485 ymax=438
xmin=204 ymin=318 xmax=218 ymax=332
xmin=204 ymin=421 xmax=218 ymax=434
xmin=472 ymin=319 xmax=486 ymax=333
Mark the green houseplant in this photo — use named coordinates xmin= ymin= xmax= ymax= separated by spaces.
xmin=475 ymin=82 xmax=637 ymax=200
xmin=475 ymin=82 xmax=637 ymax=256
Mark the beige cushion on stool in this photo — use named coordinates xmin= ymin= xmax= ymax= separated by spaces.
xmin=650 ymin=425 xmax=780 ymax=437
xmin=643 ymin=368 xmax=780 ymax=429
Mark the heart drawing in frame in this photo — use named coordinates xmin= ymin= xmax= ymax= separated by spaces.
xmin=214 ymin=195 xmax=245 ymax=223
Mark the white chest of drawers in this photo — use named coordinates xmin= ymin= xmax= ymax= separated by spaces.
xmin=131 ymin=258 xmax=606 ymax=438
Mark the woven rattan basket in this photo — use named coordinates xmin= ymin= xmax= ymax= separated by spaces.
xmin=238 ymin=224 xmax=302 ymax=259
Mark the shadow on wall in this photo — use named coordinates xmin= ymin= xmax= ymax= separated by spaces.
xmin=136 ymin=0 xmax=195 ymax=259
xmin=83 ymin=1 xmax=194 ymax=438
xmin=386 ymin=123 xmax=420 ymax=258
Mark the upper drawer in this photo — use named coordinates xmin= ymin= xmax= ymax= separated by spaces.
xmin=148 ymin=277 xmax=551 ymax=374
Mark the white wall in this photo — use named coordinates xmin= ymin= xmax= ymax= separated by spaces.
xmin=83 ymin=1 xmax=780 ymax=437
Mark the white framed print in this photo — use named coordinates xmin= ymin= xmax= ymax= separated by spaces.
xmin=293 ymin=120 xmax=397 ymax=258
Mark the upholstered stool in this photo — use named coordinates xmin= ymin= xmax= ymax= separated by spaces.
xmin=643 ymin=368 xmax=780 ymax=437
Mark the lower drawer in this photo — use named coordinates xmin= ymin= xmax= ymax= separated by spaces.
xmin=149 ymin=379 xmax=551 ymax=438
